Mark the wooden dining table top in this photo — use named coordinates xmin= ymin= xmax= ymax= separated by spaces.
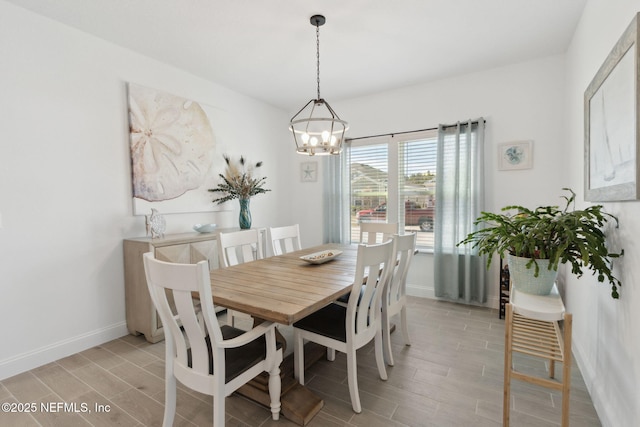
xmin=210 ymin=244 xmax=357 ymax=325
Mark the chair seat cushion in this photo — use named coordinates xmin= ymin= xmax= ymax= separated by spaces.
xmin=188 ymin=325 xmax=282 ymax=383
xmin=293 ymin=303 xmax=347 ymax=342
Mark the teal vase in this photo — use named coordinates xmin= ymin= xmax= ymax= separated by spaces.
xmin=239 ymin=198 xmax=252 ymax=229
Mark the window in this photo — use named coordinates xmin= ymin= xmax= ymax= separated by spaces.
xmin=347 ymin=130 xmax=437 ymax=248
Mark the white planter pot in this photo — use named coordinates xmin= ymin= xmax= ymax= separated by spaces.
xmin=507 ymin=254 xmax=558 ymax=295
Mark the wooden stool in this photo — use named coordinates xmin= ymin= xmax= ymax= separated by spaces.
xmin=503 ymin=285 xmax=573 ymax=426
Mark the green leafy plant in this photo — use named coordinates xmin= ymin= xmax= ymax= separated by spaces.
xmin=458 ymin=188 xmax=623 ymax=298
xmin=208 ymin=155 xmax=270 ymax=204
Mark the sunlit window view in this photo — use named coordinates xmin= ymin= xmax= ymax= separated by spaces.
xmin=347 ymin=133 xmax=437 ymax=248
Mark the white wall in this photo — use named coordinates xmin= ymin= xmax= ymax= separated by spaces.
xmin=0 ymin=1 xmax=293 ymax=379
xmin=564 ymin=1 xmax=640 ymax=425
xmin=332 ymin=55 xmax=568 ymax=305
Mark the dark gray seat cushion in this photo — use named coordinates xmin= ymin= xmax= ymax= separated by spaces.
xmin=187 ymin=325 xmax=282 ymax=383
xmin=293 ymin=303 xmax=347 ymax=342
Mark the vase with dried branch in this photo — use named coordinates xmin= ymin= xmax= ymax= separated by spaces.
xmin=208 ymin=155 xmax=270 ymax=229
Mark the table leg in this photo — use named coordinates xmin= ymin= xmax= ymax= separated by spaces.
xmin=240 ymin=319 xmax=324 ymax=425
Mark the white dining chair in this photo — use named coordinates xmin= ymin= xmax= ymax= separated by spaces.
xmin=143 ymin=253 xmax=282 ymax=427
xmin=218 ymin=229 xmax=263 ymax=267
xmin=269 ymin=224 xmax=302 ymax=255
xmin=334 ymin=222 xmax=398 ymax=307
xmin=358 ymin=222 xmax=398 ymax=244
xmin=293 ymin=240 xmax=394 ymax=413
xmin=382 ymin=233 xmax=416 ymax=366
xmin=217 ymin=229 xmax=263 ymax=326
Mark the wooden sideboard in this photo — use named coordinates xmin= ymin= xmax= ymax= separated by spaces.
xmin=125 ymin=228 xmax=269 ymax=343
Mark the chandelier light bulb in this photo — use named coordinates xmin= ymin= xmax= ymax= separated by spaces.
xmin=322 ymin=131 xmax=330 ymax=143
xmin=310 ymin=136 xmax=318 ymax=146
xmin=302 ymin=133 xmax=310 ymax=145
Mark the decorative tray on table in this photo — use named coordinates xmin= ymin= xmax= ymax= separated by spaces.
xmin=300 ymin=249 xmax=343 ymax=264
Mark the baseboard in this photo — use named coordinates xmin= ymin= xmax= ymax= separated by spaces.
xmin=571 ymin=338 xmax=615 ymax=427
xmin=406 ymin=283 xmax=434 ymax=299
xmin=0 ymin=322 xmax=129 ymax=381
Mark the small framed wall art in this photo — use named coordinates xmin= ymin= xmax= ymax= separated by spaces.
xmin=300 ymin=161 xmax=318 ymax=182
xmin=498 ymin=140 xmax=533 ymax=171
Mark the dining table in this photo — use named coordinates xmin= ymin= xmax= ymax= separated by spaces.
xmin=209 ymin=243 xmax=358 ymax=425
xmin=211 ymin=243 xmax=357 ymax=324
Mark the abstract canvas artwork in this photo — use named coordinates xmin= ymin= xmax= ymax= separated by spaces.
xmin=127 ymin=83 xmax=223 ymax=214
xmin=585 ymin=13 xmax=640 ymax=201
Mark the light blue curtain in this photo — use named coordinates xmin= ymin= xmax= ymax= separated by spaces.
xmin=434 ymin=119 xmax=486 ymax=304
xmin=323 ymin=154 xmax=349 ymax=243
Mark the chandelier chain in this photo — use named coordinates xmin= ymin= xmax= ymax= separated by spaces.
xmin=316 ymin=23 xmax=321 ymax=100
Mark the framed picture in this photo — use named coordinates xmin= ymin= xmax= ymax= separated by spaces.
xmin=584 ymin=12 xmax=640 ymax=201
xmin=498 ymin=141 xmax=533 ymax=170
xmin=300 ymin=161 xmax=318 ymax=182
xmin=127 ymin=83 xmax=228 ymax=214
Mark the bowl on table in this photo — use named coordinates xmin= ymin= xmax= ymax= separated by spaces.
xmin=300 ymin=249 xmax=343 ymax=264
xmin=193 ymin=223 xmax=217 ymax=233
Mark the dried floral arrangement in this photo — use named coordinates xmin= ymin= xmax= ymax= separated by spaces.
xmin=208 ymin=155 xmax=270 ymax=204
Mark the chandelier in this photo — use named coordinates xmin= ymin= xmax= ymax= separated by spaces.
xmin=289 ymin=15 xmax=348 ymax=156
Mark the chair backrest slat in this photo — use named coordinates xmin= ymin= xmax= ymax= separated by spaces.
xmin=175 ymin=288 xmax=209 ymax=372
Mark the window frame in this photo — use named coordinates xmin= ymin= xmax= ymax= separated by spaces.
xmin=345 ymin=129 xmax=438 ymax=249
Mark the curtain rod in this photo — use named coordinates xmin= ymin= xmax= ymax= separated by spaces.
xmin=345 ymin=119 xmax=485 ymax=142
xmin=346 ymin=126 xmax=437 ymax=142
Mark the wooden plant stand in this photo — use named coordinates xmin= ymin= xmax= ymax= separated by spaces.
xmin=503 ymin=285 xmax=573 ymax=426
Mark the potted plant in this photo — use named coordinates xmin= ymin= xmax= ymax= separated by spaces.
xmin=458 ymin=188 xmax=623 ymax=298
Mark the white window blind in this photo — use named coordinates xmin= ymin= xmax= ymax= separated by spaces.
xmin=398 ymin=136 xmax=437 ymax=235
xmin=349 ymin=142 xmax=388 ymax=243
xmin=346 ymin=129 xmax=437 ymax=248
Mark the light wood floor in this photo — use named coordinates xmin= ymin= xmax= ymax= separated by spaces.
xmin=0 ymin=297 xmax=600 ymax=426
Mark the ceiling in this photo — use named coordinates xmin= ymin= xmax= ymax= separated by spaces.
xmin=7 ymin=0 xmax=587 ymax=113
